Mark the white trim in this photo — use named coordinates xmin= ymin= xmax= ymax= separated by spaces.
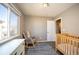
xmin=7 ymin=7 xmax=10 ymax=37
xmin=9 ymin=3 xmax=22 ymax=16
xmin=55 ymin=17 xmax=62 ymax=33
xmin=55 ymin=17 xmax=61 ymax=21
xmin=18 ymin=16 xmax=21 ymax=35
xmin=37 ymin=40 xmax=55 ymax=43
xmin=0 ymin=35 xmax=20 ymax=45
xmin=3 ymin=3 xmax=22 ymax=16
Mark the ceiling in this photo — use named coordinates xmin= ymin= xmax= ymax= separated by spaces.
xmin=15 ymin=3 xmax=75 ymax=17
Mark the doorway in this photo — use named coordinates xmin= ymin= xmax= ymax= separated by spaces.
xmin=56 ymin=19 xmax=61 ymax=34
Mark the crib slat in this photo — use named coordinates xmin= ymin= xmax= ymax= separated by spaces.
xmin=69 ymin=38 xmax=72 ymax=55
xmin=67 ymin=37 xmax=69 ymax=54
xmin=65 ymin=38 xmax=68 ymax=54
xmin=78 ymin=42 xmax=79 ymax=55
xmin=76 ymin=42 xmax=79 ymax=55
xmin=74 ymin=40 xmax=76 ymax=55
xmin=71 ymin=39 xmax=74 ymax=55
xmin=56 ymin=33 xmax=79 ymax=55
xmin=73 ymin=40 xmax=75 ymax=55
xmin=64 ymin=36 xmax=66 ymax=54
xmin=68 ymin=37 xmax=72 ymax=55
xmin=70 ymin=40 xmax=73 ymax=55
xmin=76 ymin=41 xmax=78 ymax=55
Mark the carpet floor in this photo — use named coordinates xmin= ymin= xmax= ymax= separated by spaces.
xmin=25 ymin=42 xmax=60 ymax=55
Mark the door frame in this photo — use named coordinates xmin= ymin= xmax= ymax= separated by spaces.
xmin=55 ymin=18 xmax=62 ymax=34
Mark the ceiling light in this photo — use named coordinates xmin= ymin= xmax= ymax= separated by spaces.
xmin=41 ymin=3 xmax=49 ymax=7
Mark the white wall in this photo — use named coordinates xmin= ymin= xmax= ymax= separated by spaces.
xmin=25 ymin=16 xmax=52 ymax=41
xmin=55 ymin=4 xmax=79 ymax=35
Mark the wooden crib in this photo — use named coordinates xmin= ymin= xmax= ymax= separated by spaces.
xmin=56 ymin=33 xmax=79 ymax=55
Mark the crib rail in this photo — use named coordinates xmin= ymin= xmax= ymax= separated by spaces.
xmin=56 ymin=33 xmax=79 ymax=55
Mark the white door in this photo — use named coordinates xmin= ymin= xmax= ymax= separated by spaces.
xmin=47 ymin=20 xmax=56 ymax=41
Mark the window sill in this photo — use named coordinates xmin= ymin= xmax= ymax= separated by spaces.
xmin=0 ymin=35 xmax=20 ymax=45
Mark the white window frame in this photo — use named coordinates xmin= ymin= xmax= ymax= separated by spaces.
xmin=0 ymin=4 xmax=8 ymax=40
xmin=0 ymin=3 xmax=21 ymax=44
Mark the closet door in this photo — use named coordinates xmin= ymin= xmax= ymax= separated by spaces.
xmin=47 ymin=20 xmax=56 ymax=41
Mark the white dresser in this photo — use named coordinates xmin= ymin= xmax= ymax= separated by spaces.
xmin=0 ymin=39 xmax=25 ymax=55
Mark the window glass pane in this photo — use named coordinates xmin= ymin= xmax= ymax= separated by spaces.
xmin=10 ymin=11 xmax=18 ymax=36
xmin=0 ymin=4 xmax=8 ymax=40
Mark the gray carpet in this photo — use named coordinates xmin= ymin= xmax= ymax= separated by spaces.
xmin=25 ymin=42 xmax=59 ymax=55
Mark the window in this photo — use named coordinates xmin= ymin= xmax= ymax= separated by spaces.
xmin=0 ymin=4 xmax=20 ymax=41
xmin=10 ymin=11 xmax=18 ymax=37
xmin=0 ymin=4 xmax=8 ymax=40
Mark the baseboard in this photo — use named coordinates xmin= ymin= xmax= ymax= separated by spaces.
xmin=37 ymin=40 xmax=55 ymax=43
